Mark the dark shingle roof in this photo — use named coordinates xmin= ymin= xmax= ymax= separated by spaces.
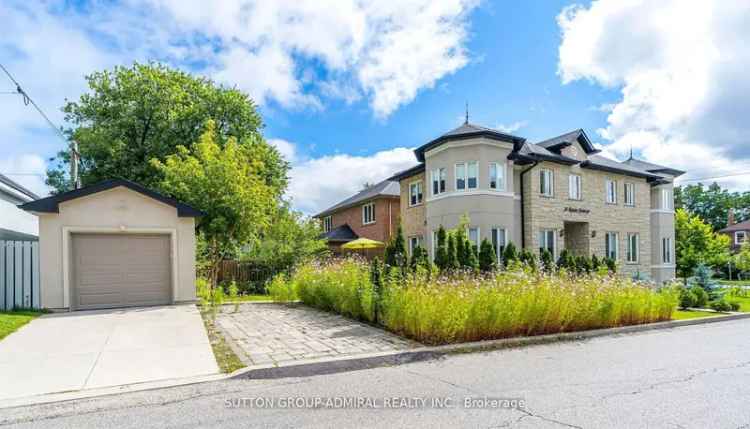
xmin=0 ymin=173 xmax=39 ymax=201
xmin=388 ymin=164 xmax=425 ymax=181
xmin=414 ymin=122 xmax=526 ymax=162
xmin=315 ymin=179 xmax=400 ymax=218
xmin=18 ymin=179 xmax=205 ymax=217
xmin=621 ymin=158 xmax=685 ymax=177
xmin=535 ymin=129 xmax=598 ymax=154
xmin=320 ymin=224 xmax=358 ymax=242
xmin=581 ymin=155 xmax=662 ymax=180
xmin=508 ymin=142 xmax=580 ymax=165
xmin=719 ymin=220 xmax=750 ymax=233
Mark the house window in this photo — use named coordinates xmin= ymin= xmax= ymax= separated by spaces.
xmin=489 ymin=162 xmax=505 ymax=191
xmin=624 ymin=183 xmax=635 ymax=206
xmin=662 ymin=237 xmax=672 ymax=263
xmin=362 ymin=202 xmax=375 ymax=225
xmin=661 ymin=189 xmax=672 ymax=210
xmin=606 ymin=180 xmax=617 ymax=204
xmin=605 ymin=232 xmax=619 ymax=260
xmin=568 ymin=174 xmax=582 ymax=200
xmin=455 ymin=163 xmax=466 ymax=191
xmin=538 ymin=229 xmax=555 ymax=256
xmin=626 ymin=233 xmax=639 ymax=263
xmin=431 ymin=168 xmax=446 ymax=196
xmin=409 ymin=236 xmax=423 ymax=254
xmin=467 ymin=161 xmax=478 ymax=189
xmin=736 ymin=231 xmax=746 ymax=245
xmin=540 ymin=169 xmax=554 ymax=197
xmin=409 ymin=181 xmax=423 ymax=206
xmin=468 ymin=227 xmax=480 ymax=250
xmin=491 ymin=228 xmax=507 ymax=259
xmin=323 ymin=216 xmax=332 ymax=233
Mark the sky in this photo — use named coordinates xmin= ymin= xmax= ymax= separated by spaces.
xmin=1 ymin=0 xmax=750 ymax=215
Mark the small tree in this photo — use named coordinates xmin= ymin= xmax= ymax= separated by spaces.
xmin=385 ymin=225 xmax=407 ymax=270
xmin=466 ymin=244 xmax=480 ymax=271
xmin=434 ymin=226 xmax=448 ymax=270
xmin=409 ymin=246 xmax=430 ymax=273
xmin=446 ymin=234 xmax=459 ymax=270
xmin=576 ymin=255 xmax=592 ymax=275
xmin=502 ymin=242 xmax=519 ymax=266
xmin=454 ymin=228 xmax=468 ymax=267
xmin=478 ymin=238 xmax=497 ymax=272
xmin=591 ymin=254 xmax=602 ymax=271
xmin=675 ymin=208 xmax=730 ymax=280
xmin=540 ymin=248 xmax=555 ymax=273
xmin=735 ymin=242 xmax=750 ymax=275
xmin=519 ymin=249 xmax=537 ymax=270
xmin=604 ymin=257 xmax=618 ymax=274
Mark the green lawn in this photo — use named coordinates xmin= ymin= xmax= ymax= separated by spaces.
xmin=724 ymin=295 xmax=750 ymax=312
xmin=719 ymin=280 xmax=750 ymax=286
xmin=672 ymin=310 xmax=726 ymax=320
xmin=225 ymin=294 xmax=273 ymax=303
xmin=0 ymin=311 xmax=43 ymax=341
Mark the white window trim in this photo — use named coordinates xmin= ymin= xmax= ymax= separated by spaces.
xmin=661 ymin=189 xmax=672 ymax=210
xmin=467 ymin=161 xmax=478 ymax=190
xmin=362 ymin=202 xmax=375 ymax=225
xmin=491 ymin=227 xmax=507 ymax=260
xmin=568 ymin=174 xmax=582 ymax=200
xmin=606 ymin=232 xmax=619 ymax=260
xmin=409 ymin=180 xmax=423 ymax=207
xmin=662 ymin=237 xmax=672 ymax=264
xmin=606 ymin=180 xmax=617 ymax=204
xmin=466 ymin=227 xmax=480 ymax=249
xmin=539 ymin=229 xmax=556 ymax=258
xmin=409 ymin=235 xmax=423 ymax=254
xmin=489 ymin=162 xmax=506 ymax=191
xmin=540 ymin=169 xmax=554 ymax=197
xmin=323 ymin=216 xmax=332 ymax=233
xmin=624 ymin=182 xmax=635 ymax=206
xmin=735 ymin=231 xmax=746 ymax=245
xmin=431 ymin=168 xmax=446 ymax=196
xmin=626 ymin=233 xmax=639 ymax=263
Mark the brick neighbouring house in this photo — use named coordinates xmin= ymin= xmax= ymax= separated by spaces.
xmin=718 ymin=209 xmax=750 ymax=252
xmin=387 ymin=121 xmax=685 ymax=284
xmin=315 ymin=180 xmax=401 ymax=255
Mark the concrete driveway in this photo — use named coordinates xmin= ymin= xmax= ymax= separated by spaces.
xmin=0 ymin=305 xmax=219 ymax=401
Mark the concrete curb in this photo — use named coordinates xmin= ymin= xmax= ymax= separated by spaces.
xmin=3 ymin=311 xmax=748 ymax=409
xmin=227 ymin=311 xmax=750 ymax=380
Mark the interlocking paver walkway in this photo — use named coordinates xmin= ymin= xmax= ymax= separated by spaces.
xmin=215 ymin=303 xmax=419 ymax=366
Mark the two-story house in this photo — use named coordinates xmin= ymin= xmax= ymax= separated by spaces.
xmin=719 ymin=209 xmax=750 ymax=252
xmin=315 ymin=180 xmax=401 ymax=254
xmin=389 ymin=122 xmax=684 ymax=284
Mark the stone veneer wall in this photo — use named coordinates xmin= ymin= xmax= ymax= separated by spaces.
xmin=522 ymin=161 xmax=652 ymax=279
xmin=399 ymin=172 xmax=426 ymax=252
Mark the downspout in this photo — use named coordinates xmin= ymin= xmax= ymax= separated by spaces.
xmin=519 ymin=161 xmax=539 ymax=249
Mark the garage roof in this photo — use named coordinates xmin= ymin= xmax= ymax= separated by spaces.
xmin=18 ymin=179 xmax=205 ymax=217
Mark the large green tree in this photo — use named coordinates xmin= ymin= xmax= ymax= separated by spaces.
xmin=152 ymin=121 xmax=276 ymax=286
xmin=48 ymin=62 xmax=287 ymax=193
xmin=675 ymin=208 xmax=730 ymax=279
xmin=675 ymin=183 xmax=750 ymax=231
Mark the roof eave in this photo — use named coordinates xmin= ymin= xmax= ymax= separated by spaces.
xmin=415 ymin=132 xmax=526 ymax=162
xmin=580 ymin=161 xmax=660 ymax=180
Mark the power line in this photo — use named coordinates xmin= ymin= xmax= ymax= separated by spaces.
xmin=0 ymin=173 xmax=46 ymax=177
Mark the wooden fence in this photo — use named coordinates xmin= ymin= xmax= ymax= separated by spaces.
xmin=206 ymin=260 xmax=281 ymax=293
xmin=0 ymin=240 xmax=40 ymax=310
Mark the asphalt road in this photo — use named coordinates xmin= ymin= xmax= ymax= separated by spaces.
xmin=3 ymin=319 xmax=750 ymax=429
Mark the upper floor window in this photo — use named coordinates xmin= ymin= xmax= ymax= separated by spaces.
xmin=661 ymin=189 xmax=672 ymax=210
xmin=455 ymin=163 xmax=466 ymax=191
xmin=606 ymin=180 xmax=617 ymax=204
xmin=540 ymin=169 xmax=554 ymax=197
xmin=662 ymin=237 xmax=672 ymax=263
xmin=736 ymin=231 xmax=746 ymax=245
xmin=539 ymin=229 xmax=555 ymax=256
xmin=626 ymin=233 xmax=639 ymax=263
xmin=605 ymin=232 xmax=619 ymax=260
xmin=455 ymin=162 xmax=478 ymax=191
xmin=362 ymin=202 xmax=375 ymax=225
xmin=624 ymin=183 xmax=635 ymax=206
xmin=489 ymin=162 xmax=505 ymax=191
xmin=431 ymin=168 xmax=446 ymax=196
xmin=491 ymin=227 xmax=507 ymax=259
xmin=409 ymin=181 xmax=423 ymax=206
xmin=467 ymin=161 xmax=478 ymax=189
xmin=323 ymin=216 xmax=332 ymax=233
xmin=568 ymin=174 xmax=582 ymax=200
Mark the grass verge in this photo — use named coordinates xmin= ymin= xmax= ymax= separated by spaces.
xmin=0 ymin=310 xmax=43 ymax=341
xmin=672 ymin=310 xmax=726 ymax=320
xmin=199 ymin=309 xmax=245 ymax=373
xmin=225 ymin=294 xmax=273 ymax=303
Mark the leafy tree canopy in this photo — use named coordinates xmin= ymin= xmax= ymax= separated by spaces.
xmin=48 ymin=62 xmax=287 ymax=194
xmin=675 ymin=208 xmax=730 ymax=279
xmin=675 ymin=183 xmax=750 ymax=231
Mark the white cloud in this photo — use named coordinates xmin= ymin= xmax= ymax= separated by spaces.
xmin=0 ymin=154 xmax=50 ymax=197
xmin=286 ymin=146 xmax=416 ymax=215
xmin=268 ymin=138 xmax=298 ymax=164
xmin=495 ymin=121 xmax=528 ymax=134
xmin=558 ymin=0 xmax=750 ymax=189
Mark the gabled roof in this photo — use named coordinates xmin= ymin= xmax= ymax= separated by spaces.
xmin=536 ymin=129 xmax=598 ymax=154
xmin=414 ymin=122 xmax=526 ymax=162
xmin=315 ymin=179 xmax=400 ymax=218
xmin=621 ymin=158 xmax=685 ymax=177
xmin=580 ymin=155 xmax=663 ymax=180
xmin=320 ymin=224 xmax=358 ymax=242
xmin=388 ymin=163 xmax=425 ymax=182
xmin=509 ymin=142 xmax=580 ymax=165
xmin=0 ymin=173 xmax=39 ymax=202
xmin=719 ymin=219 xmax=750 ymax=233
xmin=18 ymin=179 xmax=205 ymax=217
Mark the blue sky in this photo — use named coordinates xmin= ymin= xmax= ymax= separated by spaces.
xmin=2 ymin=1 xmax=749 ymax=214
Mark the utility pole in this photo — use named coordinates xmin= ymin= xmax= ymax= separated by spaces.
xmin=70 ymin=140 xmax=80 ymax=190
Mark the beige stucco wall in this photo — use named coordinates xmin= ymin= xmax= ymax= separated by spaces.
xmin=522 ymin=159 xmax=653 ymax=279
xmin=35 ymin=186 xmax=197 ymax=310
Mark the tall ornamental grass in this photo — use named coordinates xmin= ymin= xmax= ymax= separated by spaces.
xmin=282 ymin=258 xmax=679 ymax=345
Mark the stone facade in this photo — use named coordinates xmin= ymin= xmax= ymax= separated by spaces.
xmin=400 ymin=172 xmax=426 ymax=251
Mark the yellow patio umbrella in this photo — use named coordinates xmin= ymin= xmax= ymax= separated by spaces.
xmin=341 ymin=238 xmax=385 ymax=258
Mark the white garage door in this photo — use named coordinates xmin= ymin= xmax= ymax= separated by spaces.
xmin=72 ymin=234 xmax=172 ymax=310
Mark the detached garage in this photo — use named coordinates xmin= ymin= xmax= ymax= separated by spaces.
xmin=19 ymin=179 xmax=204 ymax=311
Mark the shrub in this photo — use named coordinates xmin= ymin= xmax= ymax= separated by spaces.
xmin=690 ymin=286 xmax=709 ymax=308
xmin=557 ymin=249 xmax=574 ymax=270
xmin=678 ymin=287 xmax=696 ymax=309
xmin=434 ymin=226 xmax=448 ymax=270
xmin=604 ymin=257 xmax=618 ymax=274
xmin=288 ymin=258 xmax=679 ymax=345
xmin=591 ymin=254 xmax=601 ymax=271
xmin=196 ymin=277 xmax=211 ymax=307
xmin=540 ymin=249 xmax=555 ymax=273
xmin=709 ymin=299 xmax=732 ymax=312
xmin=267 ymin=273 xmax=297 ymax=303
xmin=519 ymin=249 xmax=537 ymax=270
xmin=576 ymin=255 xmax=592 ymax=275
xmin=446 ymin=234 xmax=459 ymax=270
xmin=478 ymin=238 xmax=497 ymax=272
xmin=502 ymin=242 xmax=519 ymax=267
xmin=729 ymin=301 xmax=741 ymax=312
